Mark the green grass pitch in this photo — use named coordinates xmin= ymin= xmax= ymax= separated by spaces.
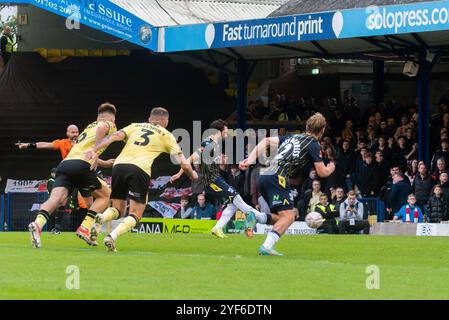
xmin=1 ymin=232 xmax=449 ymax=299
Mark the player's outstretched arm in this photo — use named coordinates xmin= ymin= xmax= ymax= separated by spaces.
xmin=16 ymin=141 xmax=55 ymax=150
xmin=84 ymin=131 xmax=125 ymax=168
xmin=170 ymin=152 xmax=198 ymax=182
xmin=176 ymin=153 xmax=198 ymax=181
xmin=239 ymin=137 xmax=280 ymax=170
xmin=314 ymin=161 xmax=335 ymax=178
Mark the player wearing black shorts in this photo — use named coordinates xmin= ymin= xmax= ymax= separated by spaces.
xmin=84 ymin=107 xmax=197 ymax=252
xmin=171 ymin=119 xmax=270 ymax=238
xmin=28 ymin=103 xmax=117 ymax=249
xmin=240 ymin=113 xmax=335 ymax=256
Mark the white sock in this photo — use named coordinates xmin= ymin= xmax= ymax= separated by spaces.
xmin=233 ymin=194 xmax=268 ymax=224
xmin=215 ymin=203 xmax=237 ymax=229
xmin=262 ymin=231 xmax=280 ymax=250
xmin=110 ymin=231 xmax=118 ymax=241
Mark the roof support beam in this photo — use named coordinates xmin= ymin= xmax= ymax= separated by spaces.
xmin=268 ymin=44 xmax=323 ymax=57
xmin=385 ymin=35 xmax=416 ymax=47
xmin=311 ymin=41 xmax=329 ymax=55
xmin=411 ymin=33 xmax=428 ymax=48
xmin=227 ymin=47 xmax=244 ymax=60
xmin=184 ymin=52 xmax=236 ymax=75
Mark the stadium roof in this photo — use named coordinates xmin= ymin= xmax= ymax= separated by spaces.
xmin=110 ymin=0 xmax=289 ymax=27
xmin=270 ymin=0 xmax=440 ymax=17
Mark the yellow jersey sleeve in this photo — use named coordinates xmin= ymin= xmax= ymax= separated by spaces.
xmin=120 ymin=123 xmax=135 ymax=142
xmin=164 ymin=133 xmax=182 ymax=155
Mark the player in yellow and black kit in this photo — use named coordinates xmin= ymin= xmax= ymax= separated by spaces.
xmin=84 ymin=107 xmax=197 ymax=252
xmin=28 ymin=103 xmax=117 ymax=249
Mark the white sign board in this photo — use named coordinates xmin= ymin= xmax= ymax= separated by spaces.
xmin=5 ymin=179 xmax=48 ymax=193
xmin=416 ymin=223 xmax=449 ymax=236
xmin=255 ymin=222 xmax=317 ymax=235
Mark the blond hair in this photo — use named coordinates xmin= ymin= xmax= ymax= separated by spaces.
xmin=306 ymin=113 xmax=326 ymax=135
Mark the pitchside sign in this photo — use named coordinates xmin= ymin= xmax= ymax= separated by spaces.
xmin=134 ymin=218 xmax=216 ymax=234
xmin=416 ymin=223 xmax=449 ymax=236
xmin=5 ymin=179 xmax=48 ymax=193
xmin=254 ymin=222 xmax=317 ymax=235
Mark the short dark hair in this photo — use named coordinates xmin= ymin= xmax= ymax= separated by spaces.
xmin=210 ymin=119 xmax=227 ymax=131
xmin=180 ymin=195 xmax=190 ymax=201
xmin=150 ymin=107 xmax=169 ymax=118
xmin=98 ymin=102 xmax=116 ymax=115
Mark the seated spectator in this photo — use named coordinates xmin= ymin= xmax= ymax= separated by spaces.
xmin=384 ymin=117 xmax=397 ymax=138
xmin=300 ymin=169 xmax=318 ymax=198
xmin=394 ymin=115 xmax=410 ymax=140
xmin=413 ymin=163 xmax=435 ymax=212
xmin=393 ymin=136 xmax=410 ymax=169
xmin=431 ymin=139 xmax=449 ymax=173
xmin=299 ymin=179 xmax=323 ymax=219
xmin=354 ymin=151 xmax=375 ymax=197
xmin=227 ymin=164 xmax=244 ymax=194
xmin=386 ymin=173 xmax=413 ymax=219
xmin=426 ymin=185 xmax=448 ymax=223
xmin=192 ymin=194 xmax=216 ymax=220
xmin=394 ymin=194 xmax=424 ymax=223
xmin=341 ymin=120 xmax=355 ymax=143
xmin=306 ymin=179 xmax=324 ymax=213
xmin=339 ymin=190 xmax=370 ymax=234
xmin=371 ymin=151 xmax=389 ymax=196
xmin=436 ymin=171 xmax=449 ymax=201
xmin=405 ymin=127 xmax=416 ymax=150
xmin=175 ymin=195 xmax=194 ymax=219
xmin=432 ymin=158 xmax=447 ymax=180
xmin=331 ymin=187 xmax=346 ymax=209
xmin=405 ymin=159 xmax=419 ymax=185
xmin=338 ymin=139 xmax=355 ymax=192
xmin=315 ymin=194 xmax=339 ymax=234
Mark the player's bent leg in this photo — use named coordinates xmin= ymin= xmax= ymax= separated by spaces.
xmin=259 ymin=209 xmax=295 ymax=256
xmin=29 ymin=187 xmax=69 ymax=249
xmin=211 ymin=203 xmax=236 ymax=239
xmin=105 ymin=200 xmax=145 ymax=252
xmin=232 ymin=194 xmax=270 ymax=225
xmin=89 ymin=185 xmax=111 ymax=213
xmin=75 ymin=185 xmax=111 ymax=246
xmin=91 ymin=199 xmax=125 ymax=241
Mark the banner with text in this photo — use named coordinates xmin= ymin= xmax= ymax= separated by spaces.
xmin=5 ymin=179 xmax=48 ymax=193
xmin=26 ymin=0 xmax=157 ymax=51
xmin=162 ymin=0 xmax=449 ymax=52
xmin=134 ymin=218 xmax=216 ymax=234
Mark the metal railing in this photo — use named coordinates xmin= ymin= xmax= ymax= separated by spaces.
xmin=3 ymin=192 xmax=49 ymax=231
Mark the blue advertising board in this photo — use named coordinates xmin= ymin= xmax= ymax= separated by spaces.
xmin=161 ymin=0 xmax=449 ymax=52
xmin=1 ymin=0 xmax=158 ymax=51
xmin=5 ymin=0 xmax=449 ymax=53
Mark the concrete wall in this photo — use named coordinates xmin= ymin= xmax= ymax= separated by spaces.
xmin=17 ymin=5 xmax=138 ymax=51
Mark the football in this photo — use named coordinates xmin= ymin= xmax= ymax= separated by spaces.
xmin=305 ymin=211 xmax=324 ymax=229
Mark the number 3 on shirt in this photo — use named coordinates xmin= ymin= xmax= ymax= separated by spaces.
xmin=134 ymin=129 xmax=154 ymax=146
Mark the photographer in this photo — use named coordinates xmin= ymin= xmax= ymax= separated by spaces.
xmin=339 ymin=190 xmax=370 ymax=234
